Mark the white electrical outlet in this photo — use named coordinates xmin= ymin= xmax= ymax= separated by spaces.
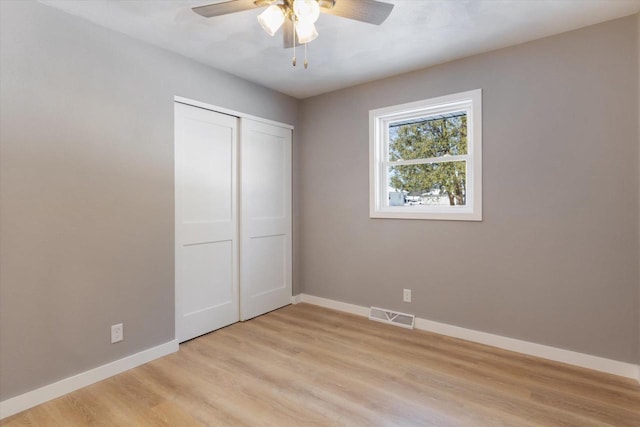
xmin=111 ymin=323 xmax=123 ymax=343
xmin=403 ymin=289 xmax=412 ymax=303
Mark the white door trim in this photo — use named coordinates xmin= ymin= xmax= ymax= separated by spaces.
xmin=174 ymin=96 xmax=294 ymax=131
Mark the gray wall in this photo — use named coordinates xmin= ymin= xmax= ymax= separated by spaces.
xmin=298 ymin=16 xmax=639 ymax=363
xmin=1 ymin=0 xmax=638 ymax=403
xmin=0 ymin=0 xmax=298 ymax=400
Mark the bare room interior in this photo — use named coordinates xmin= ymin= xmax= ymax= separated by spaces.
xmin=1 ymin=0 xmax=640 ymax=425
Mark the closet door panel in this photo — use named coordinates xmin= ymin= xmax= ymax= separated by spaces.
xmin=180 ymin=120 xmax=233 ymax=224
xmin=175 ymin=103 xmax=239 ymax=342
xmin=247 ymin=235 xmax=286 ymax=296
xmin=240 ymin=119 xmax=292 ymax=320
xmin=181 ymin=241 xmax=234 ymax=313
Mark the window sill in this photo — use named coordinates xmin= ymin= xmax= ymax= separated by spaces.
xmin=370 ymin=208 xmax=482 ymax=221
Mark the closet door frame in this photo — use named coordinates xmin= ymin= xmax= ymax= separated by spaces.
xmin=174 ymin=96 xmax=294 ymax=340
xmin=174 ymin=97 xmax=294 ymax=133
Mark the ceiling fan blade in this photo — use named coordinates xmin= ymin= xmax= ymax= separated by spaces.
xmin=322 ymin=0 xmax=394 ymax=25
xmin=192 ymin=0 xmax=259 ymax=18
xmin=283 ymin=19 xmax=302 ymax=49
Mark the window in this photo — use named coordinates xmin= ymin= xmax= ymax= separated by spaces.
xmin=369 ymin=89 xmax=482 ymax=220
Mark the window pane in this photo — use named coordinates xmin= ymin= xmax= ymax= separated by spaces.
xmin=389 ymin=113 xmax=467 ymax=161
xmin=388 ymin=161 xmax=466 ymax=206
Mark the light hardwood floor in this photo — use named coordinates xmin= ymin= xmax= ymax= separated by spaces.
xmin=3 ymin=303 xmax=640 ymax=426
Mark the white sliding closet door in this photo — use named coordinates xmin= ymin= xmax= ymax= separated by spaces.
xmin=175 ymin=102 xmax=239 ymax=342
xmin=240 ymin=119 xmax=292 ymax=320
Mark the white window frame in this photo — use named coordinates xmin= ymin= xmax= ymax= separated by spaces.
xmin=369 ymin=89 xmax=482 ymax=221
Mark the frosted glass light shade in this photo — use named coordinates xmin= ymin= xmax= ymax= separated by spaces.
xmin=295 ymin=21 xmax=318 ymax=44
xmin=293 ymin=0 xmax=320 ymax=23
xmin=257 ymin=5 xmax=285 ymax=36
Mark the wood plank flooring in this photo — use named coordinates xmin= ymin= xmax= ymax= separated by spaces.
xmin=3 ymin=303 xmax=640 ymax=426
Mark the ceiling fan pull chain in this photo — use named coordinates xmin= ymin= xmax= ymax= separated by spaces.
xmin=292 ymin=19 xmax=297 ymax=67
xmin=304 ymin=42 xmax=308 ymax=69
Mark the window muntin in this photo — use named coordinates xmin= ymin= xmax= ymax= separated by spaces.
xmin=369 ymin=89 xmax=482 ymax=220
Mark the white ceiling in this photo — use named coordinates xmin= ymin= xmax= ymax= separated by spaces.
xmin=41 ymin=0 xmax=640 ymax=99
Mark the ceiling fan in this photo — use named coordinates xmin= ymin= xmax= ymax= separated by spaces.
xmin=192 ymin=0 xmax=394 ymax=68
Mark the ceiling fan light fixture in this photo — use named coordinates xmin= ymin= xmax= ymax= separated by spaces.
xmin=293 ymin=0 xmax=321 ymax=24
xmin=295 ymin=20 xmax=318 ymax=44
xmin=194 ymin=0 xmax=395 ymax=70
xmin=257 ymin=4 xmax=285 ymax=36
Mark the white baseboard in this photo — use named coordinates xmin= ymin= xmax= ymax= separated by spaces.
xmin=299 ymin=294 xmax=370 ymax=316
xmin=291 ymin=294 xmax=303 ymax=304
xmin=297 ymin=294 xmax=640 ymax=382
xmin=0 ymin=340 xmax=179 ymax=420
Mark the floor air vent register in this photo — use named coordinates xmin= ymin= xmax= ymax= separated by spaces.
xmin=369 ymin=307 xmax=415 ymax=329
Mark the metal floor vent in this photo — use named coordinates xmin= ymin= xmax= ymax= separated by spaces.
xmin=369 ymin=307 xmax=415 ymax=329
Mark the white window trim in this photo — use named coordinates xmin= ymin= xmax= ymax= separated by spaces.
xmin=369 ymin=89 xmax=482 ymax=221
